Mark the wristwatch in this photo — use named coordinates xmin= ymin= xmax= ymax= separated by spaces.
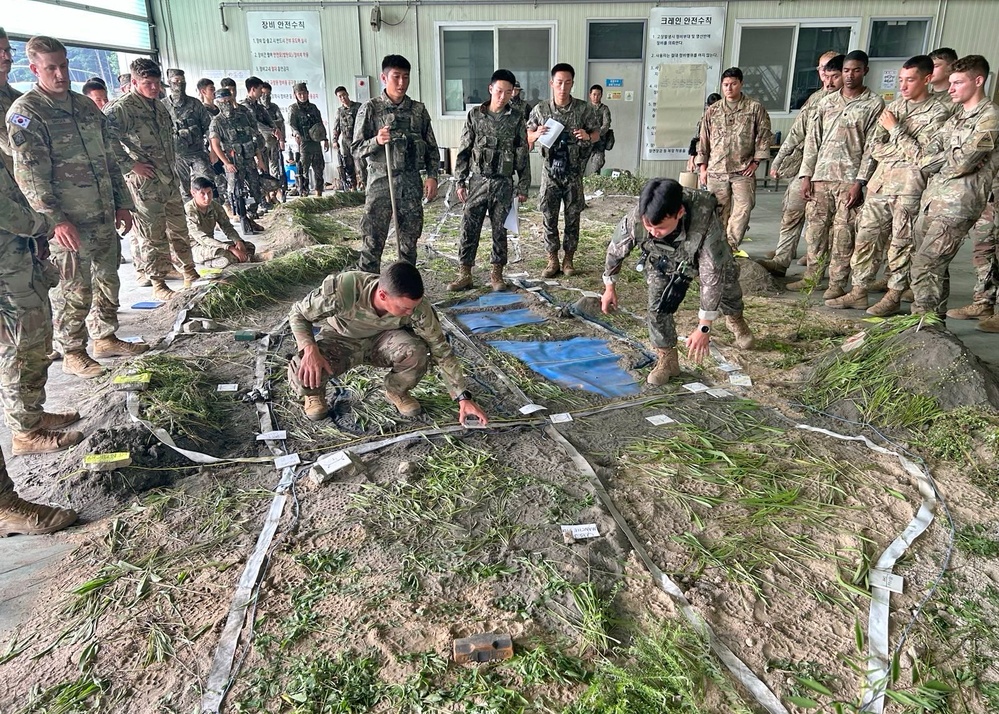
xmin=455 ymin=390 xmax=472 ymax=402
xmin=699 ymin=324 xmax=711 ymax=333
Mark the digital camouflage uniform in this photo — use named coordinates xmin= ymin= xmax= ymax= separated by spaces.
xmin=184 ymin=198 xmax=255 ymax=267
xmin=454 ymin=102 xmax=530 ymax=267
xmin=288 ymin=98 xmax=326 ymax=194
xmin=696 ymin=94 xmax=772 ymax=250
xmin=164 ymin=92 xmax=214 ymax=200
xmin=603 ymin=190 xmax=745 ymax=349
xmin=911 ymin=98 xmax=999 ymax=314
xmin=106 ymin=91 xmax=197 ymax=282
xmin=287 ymin=271 xmax=468 ymax=398
xmin=261 ymin=96 xmax=285 ymax=184
xmin=8 ymin=88 xmax=134 ymax=354
xmin=585 ymin=102 xmax=612 ymax=176
xmin=527 ymin=99 xmax=599 ymax=256
xmin=768 ymin=87 xmax=832 ymax=267
xmin=799 ymin=87 xmax=885 ymax=286
xmin=850 ymin=96 xmax=950 ymax=290
xmin=209 ymin=105 xmax=264 ymax=218
xmin=244 ymin=96 xmax=279 ymax=192
xmin=335 ymin=100 xmax=364 ymax=188
xmin=0 ymin=81 xmax=22 ymax=174
xmin=353 ymin=92 xmax=440 ymax=272
xmin=0 ymin=161 xmax=56 ymax=435
xmin=964 ymin=175 xmax=999 ymax=308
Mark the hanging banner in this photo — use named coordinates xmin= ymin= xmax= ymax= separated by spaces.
xmin=643 ymin=7 xmax=726 ymax=161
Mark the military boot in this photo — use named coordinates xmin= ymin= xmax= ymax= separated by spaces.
xmin=182 ymin=267 xmax=202 ymax=289
xmin=946 ymin=302 xmax=993 ymax=320
xmin=756 ymin=258 xmax=787 ymax=277
xmin=541 ymin=252 xmax=561 ymax=279
xmin=11 ymin=428 xmax=84 ymax=456
xmin=977 ymin=314 xmax=999 ymax=333
xmin=826 ymin=287 xmax=868 ymax=309
xmin=725 ymin=313 xmax=756 ymax=349
xmin=135 ymin=272 xmax=152 ymax=288
xmin=867 ymin=289 xmax=903 ymax=317
xmin=647 ymin=348 xmax=680 ymax=386
xmin=867 ymin=278 xmax=889 ymax=293
xmin=386 ymin=390 xmax=422 ymax=418
xmin=0 ymin=492 xmax=77 ymax=537
xmin=248 ymin=218 xmax=266 ymax=233
xmin=164 ymin=267 xmax=184 ymax=280
xmin=151 ymin=280 xmax=175 ymax=302
xmin=900 ymin=288 xmax=914 ymax=303
xmin=447 ymin=265 xmax=474 ymax=291
xmin=37 ymin=410 xmax=81 ymax=430
xmin=822 ymin=282 xmax=847 ymax=300
xmin=303 ymin=395 xmax=328 ymax=421
xmin=490 ymin=264 xmax=507 ymax=292
xmin=561 ymin=251 xmax=577 ymax=276
xmin=786 ymin=268 xmax=820 ymax=292
xmin=63 ymin=351 xmax=103 ymax=379
xmin=93 ymin=336 xmax=150 ymax=358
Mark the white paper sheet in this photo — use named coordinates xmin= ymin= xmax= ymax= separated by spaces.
xmin=503 ymin=195 xmax=519 ymax=234
xmin=535 ymin=118 xmax=565 ymax=149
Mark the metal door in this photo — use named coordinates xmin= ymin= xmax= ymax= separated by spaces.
xmin=587 ymin=61 xmax=644 ymax=173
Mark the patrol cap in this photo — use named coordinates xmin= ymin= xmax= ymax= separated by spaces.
xmin=167 ymin=68 xmax=185 ymax=78
xmin=514 ymin=81 xmax=521 ymax=89
xmin=216 ymin=88 xmax=233 ymax=99
xmin=118 ymin=73 xmax=131 ymax=85
xmin=293 ymin=82 xmax=308 ymax=93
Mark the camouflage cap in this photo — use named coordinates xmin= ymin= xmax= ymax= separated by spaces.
xmin=293 ymin=82 xmax=308 ymax=93
xmin=166 ymin=68 xmax=185 ymax=78
xmin=216 ymin=87 xmax=233 ymax=99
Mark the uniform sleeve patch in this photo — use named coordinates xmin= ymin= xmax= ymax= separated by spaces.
xmin=8 ymin=113 xmax=31 ymax=129
xmin=11 ymin=130 xmax=25 ymax=146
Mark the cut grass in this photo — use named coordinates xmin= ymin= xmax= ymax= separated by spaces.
xmin=283 ymin=192 xmax=366 ymax=244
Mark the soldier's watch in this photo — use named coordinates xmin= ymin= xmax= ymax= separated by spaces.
xmin=455 ymin=390 xmax=472 ymax=402
xmin=699 ymin=324 xmax=711 ymax=334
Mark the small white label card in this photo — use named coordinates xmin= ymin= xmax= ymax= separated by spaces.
xmin=581 ymin=290 xmax=603 ymax=299
xmin=257 ymin=430 xmax=287 ymax=441
xmin=549 ymin=413 xmax=574 ymax=423
xmin=121 ymin=335 xmax=145 ymax=344
xmin=317 ymin=450 xmax=353 ymax=474
xmin=729 ymin=374 xmax=753 ymax=387
xmin=216 ymin=383 xmax=239 ymax=392
xmin=682 ymin=382 xmax=711 ymax=393
xmin=646 ymin=414 xmax=676 ymax=426
xmin=707 ymin=388 xmax=733 ymax=398
xmin=718 ymin=362 xmax=741 ymax=373
xmin=274 ymin=453 xmax=301 ymax=469
xmin=519 ymin=404 xmax=547 ymax=415
xmin=560 ymin=523 xmax=600 ymax=539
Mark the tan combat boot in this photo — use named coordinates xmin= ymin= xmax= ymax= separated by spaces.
xmin=786 ymin=268 xmax=819 ymax=292
xmin=822 ymin=282 xmax=847 ymax=300
xmin=489 ymin=264 xmax=507 ymax=292
xmin=447 ymin=265 xmax=474 ymax=292
xmin=647 ymin=348 xmax=680 ymax=386
xmin=182 ymin=267 xmax=202 ymax=289
xmin=946 ymin=302 xmax=993 ymax=320
xmin=826 ymin=287 xmax=868 ymax=310
xmin=867 ymin=278 xmax=889 ymax=292
xmin=541 ymin=252 xmax=561 ymax=279
xmin=756 ymin=258 xmax=787 ymax=277
xmin=900 ymin=288 xmax=914 ymax=303
xmin=303 ymin=394 xmax=328 ymax=421
xmin=867 ymin=289 xmax=903 ymax=317
xmin=0 ymin=492 xmax=77 ymax=537
xmin=37 ymin=410 xmax=81 ymax=430
xmin=135 ymin=272 xmax=152 ymax=288
xmin=977 ymin=314 xmax=999 ymax=333
xmin=164 ymin=267 xmax=184 ymax=280
xmin=385 ymin=390 xmax=422 ymax=417
xmin=93 ymin=336 xmax=150 ymax=358
xmin=12 ymin=428 xmax=84 ymax=456
xmin=63 ymin=351 xmax=103 ymax=379
xmin=561 ymin=251 xmax=576 ymax=276
xmin=151 ymin=280 xmax=175 ymax=302
xmin=725 ymin=313 xmax=756 ymax=349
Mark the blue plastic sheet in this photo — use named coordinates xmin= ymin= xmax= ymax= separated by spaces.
xmin=488 ymin=337 xmax=640 ymax=397
xmin=456 ymin=308 xmax=547 ymax=334
xmin=450 ymin=293 xmax=525 ymax=310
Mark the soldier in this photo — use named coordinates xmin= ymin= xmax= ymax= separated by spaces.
xmin=929 ymin=48 xmax=958 ymax=96
xmin=527 ymin=63 xmax=600 ymax=278
xmin=0 ymin=27 xmax=22 ymax=174
xmin=0 ymin=443 xmax=78 ymax=535
xmin=116 ymin=73 xmax=130 ymax=97
xmin=910 ymin=54 xmax=999 ymax=318
xmin=288 ymin=260 xmax=489 ymax=423
xmin=947 ymin=179 xmax=999 ymax=324
xmin=447 ymin=69 xmax=529 ymax=293
xmin=198 ymin=77 xmax=219 ymax=116
xmin=9 ymin=36 xmax=148 ymax=379
xmin=827 ymin=55 xmax=949 ymax=313
xmin=209 ymin=88 xmax=266 ymax=233
xmin=260 ymin=81 xmax=286 ymax=201
xmin=584 ymin=84 xmax=613 ymax=176
xmin=82 ymin=78 xmax=109 ymax=110
xmin=163 ymin=68 xmax=214 ymax=201
xmin=106 ymin=58 xmax=200 ymax=301
xmin=758 ymin=52 xmax=843 ymax=277
xmin=509 ymin=81 xmax=525 ymax=116
xmin=352 ymin=55 xmax=439 ymax=273
xmin=796 ymin=50 xmax=885 ymax=296
xmin=288 ymin=81 xmax=329 ymax=196
xmin=600 ymin=178 xmax=754 ymax=385
xmin=695 ymin=67 xmax=772 ymax=251
xmin=334 ymin=85 xmax=364 ymax=190
xmin=243 ymin=77 xmax=280 ymax=192
xmin=185 ymin=176 xmax=255 ymax=268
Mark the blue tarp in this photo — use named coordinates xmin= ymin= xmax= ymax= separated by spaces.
xmin=488 ymin=337 xmax=640 ymax=397
xmin=450 ymin=293 xmax=526 ymax=310
xmin=456 ymin=308 xmax=548 ymax=334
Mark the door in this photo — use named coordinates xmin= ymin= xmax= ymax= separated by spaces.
xmin=586 ymin=61 xmax=644 ymax=173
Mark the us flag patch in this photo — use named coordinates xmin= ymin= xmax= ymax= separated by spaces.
xmin=8 ymin=113 xmax=31 ymax=129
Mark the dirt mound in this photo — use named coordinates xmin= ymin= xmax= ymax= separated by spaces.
xmin=891 ymin=326 xmax=999 ymax=409
xmin=737 ymin=257 xmax=781 ymax=297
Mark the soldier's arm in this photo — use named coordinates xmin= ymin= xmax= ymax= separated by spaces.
xmin=753 ymin=103 xmax=773 ymax=163
xmin=772 ymin=106 xmax=811 ymax=170
xmin=351 ymin=102 xmax=381 ymax=159
xmin=892 ymin=107 xmax=947 ymax=164
xmin=197 ymin=103 xmax=213 ymax=139
xmin=946 ymin=114 xmax=999 ymax=177
xmin=0 ymin=171 xmax=54 ymax=237
xmin=454 ymin=112 xmax=475 ymax=186
xmin=583 ymin=104 xmax=600 ymax=142
xmin=9 ymin=115 xmax=70 ymax=223
xmin=411 ymin=304 xmax=468 ymax=398
xmin=289 ymin=274 xmax=342 ymax=349
xmin=105 ymin=102 xmax=146 ymax=168
xmin=101 ymin=114 xmax=136 ymax=212
xmin=695 ymin=108 xmax=711 ymax=167
xmin=421 ymin=110 xmax=440 ymax=180
xmin=798 ymin=110 xmax=823 ymax=178
xmin=695 ymin=215 xmax=729 ymax=320
xmin=603 ymin=212 xmax=639 ymax=279
xmin=600 ymin=105 xmax=611 ymax=134
xmin=525 ymin=105 xmax=544 ymax=148
xmin=332 ymin=108 xmax=342 ymax=143
xmin=856 ymin=100 xmax=887 ymax=182
xmin=214 ymin=202 xmax=242 ymax=242
xmin=515 ymin=115 xmax=530 ymax=197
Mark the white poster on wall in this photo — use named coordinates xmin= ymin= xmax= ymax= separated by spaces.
xmin=643 ymin=7 xmax=726 ymax=161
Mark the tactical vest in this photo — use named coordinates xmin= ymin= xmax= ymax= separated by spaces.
xmin=167 ymin=97 xmax=206 ymax=154
xmin=471 ymin=108 xmax=517 ymax=178
xmin=534 ymin=99 xmax=591 ymax=172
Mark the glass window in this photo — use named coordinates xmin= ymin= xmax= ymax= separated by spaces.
xmin=6 ymin=0 xmax=153 ymax=52
xmin=498 ymin=28 xmax=551 ymax=106
xmin=869 ymin=19 xmax=929 ymax=59
xmin=791 ymin=27 xmax=852 ymax=109
xmin=8 ymin=37 xmax=147 ymax=97
xmin=588 ymin=22 xmax=644 ymax=60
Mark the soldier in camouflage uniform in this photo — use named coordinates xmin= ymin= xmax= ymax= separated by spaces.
xmin=260 ymin=82 xmax=286 ymax=200
xmin=288 ymin=82 xmax=328 ymax=196
xmin=287 ymin=261 xmax=488 ymax=423
xmin=242 ymin=76 xmax=280 ymax=209
xmin=352 ymin=55 xmax=440 ymax=273
xmin=163 ymin=69 xmax=214 ymax=202
xmin=185 ymin=176 xmax=255 ymax=268
xmin=696 ymin=67 xmax=772 ymax=252
xmin=826 ymin=55 xmax=950 ymax=313
xmin=584 ymin=85 xmax=613 ymax=176
xmin=334 ymin=86 xmax=364 ymax=190
xmin=759 ymin=52 xmax=843 ymax=276
xmin=947 ymin=185 xmax=999 ymax=326
xmin=797 ymin=50 xmax=885 ymax=297
xmin=910 ymin=55 xmax=999 ymax=317
xmin=107 ymin=58 xmax=199 ymax=301
xmin=209 ymin=88 xmax=266 ymax=233
xmin=0 ymin=28 xmax=23 ymax=175
xmin=447 ymin=69 xmax=529 ymax=293
xmin=601 ymin=179 xmax=754 ymax=385
xmin=527 ymin=63 xmax=600 ymax=278
xmin=9 ymin=36 xmax=148 ymax=381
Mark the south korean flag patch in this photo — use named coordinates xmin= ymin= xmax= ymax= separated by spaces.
xmin=8 ymin=113 xmax=31 ymax=129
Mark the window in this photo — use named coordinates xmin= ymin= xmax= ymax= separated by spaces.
xmin=5 ymin=0 xmax=154 ymax=53
xmin=8 ymin=37 xmax=147 ymax=98
xmin=868 ymin=19 xmax=930 ymax=59
xmin=735 ymin=21 xmax=857 ymax=113
xmin=588 ymin=22 xmax=644 ymax=60
xmin=438 ymin=24 xmax=553 ymax=115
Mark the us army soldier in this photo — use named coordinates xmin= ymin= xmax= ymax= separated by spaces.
xmin=0 ymin=27 xmax=23 ymax=174
xmin=163 ymin=68 xmax=214 ymax=201
xmin=288 ymin=81 xmax=328 ymax=196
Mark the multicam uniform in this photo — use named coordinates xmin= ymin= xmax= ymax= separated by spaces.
xmin=287 ymin=271 xmax=468 ymax=398
xmin=8 ymin=88 xmax=134 ymax=354
xmin=585 ymin=101 xmax=612 ymax=176
xmin=454 ymin=102 xmax=530 ymax=268
xmin=335 ymin=100 xmax=363 ymax=188
xmin=163 ymin=92 xmax=214 ymax=199
xmin=353 ymin=92 xmax=440 ymax=272
xmin=962 ymin=174 xmax=999 ymax=311
xmin=288 ymin=98 xmax=326 ymax=194
xmin=696 ymin=94 xmax=772 ymax=250
xmin=603 ymin=189 xmax=744 ymax=349
xmin=184 ymin=199 xmax=256 ymax=267
xmin=0 ymin=81 xmax=22 ymax=174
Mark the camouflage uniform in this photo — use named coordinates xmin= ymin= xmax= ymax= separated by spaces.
xmin=184 ymin=199 xmax=255 ymax=267
xmin=352 ymin=92 xmax=440 ymax=272
xmin=209 ymin=105 xmax=263 ymax=218
xmin=163 ymin=92 xmax=214 ymax=200
xmin=0 ymin=162 xmax=56 ymax=433
xmin=911 ymin=98 xmax=999 ymax=314
xmin=287 ymin=271 xmax=468 ymax=398
xmin=768 ymin=87 xmax=832 ymax=267
xmin=527 ymin=99 xmax=599 ymax=256
xmin=696 ymin=95 xmax=772 ymax=250
xmin=0 ymin=82 xmax=22 ymax=174
xmin=799 ymin=88 xmax=885 ymax=286
xmin=603 ymin=190 xmax=744 ymax=348
xmin=261 ymin=96 xmax=285 ymax=184
xmin=454 ymin=102 xmax=530 ymax=267
xmin=288 ymin=99 xmax=326 ymax=194
xmin=584 ymin=102 xmax=612 ymax=176
xmin=335 ymin=100 xmax=364 ymax=188
xmin=244 ymin=96 xmax=278 ymax=185
xmin=850 ymin=96 xmax=950 ymax=290
xmin=963 ymin=177 xmax=999 ymax=308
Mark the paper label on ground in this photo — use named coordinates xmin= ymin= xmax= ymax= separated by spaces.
xmin=318 ymin=450 xmax=353 ymax=473
xmin=560 ymin=523 xmax=600 ymax=539
xmin=544 ymin=280 xmax=560 ymax=286
xmin=580 ymin=290 xmax=602 ymax=299
xmin=257 ymin=430 xmax=287 ymax=441
xmin=646 ymin=414 xmax=676 ymax=425
xmin=526 ymin=286 xmax=543 ymax=292
xmin=113 ymin=372 xmax=151 ymax=385
xmin=216 ymin=383 xmax=240 ymax=392
xmin=274 ymin=453 xmax=301 ymax=469
xmin=120 ymin=335 xmax=145 ymax=344
xmin=729 ymin=374 xmax=753 ymax=387
xmin=84 ymin=452 xmax=131 ymax=464
xmin=519 ymin=404 xmax=547 ymax=414
xmin=707 ymin=388 xmax=732 ymax=398
xmin=842 ymin=332 xmax=866 ymax=352
xmin=535 ymin=118 xmax=565 ymax=149
xmin=718 ymin=363 xmax=740 ymax=373
xmin=869 ymin=570 xmax=904 ymax=593
xmin=549 ymin=412 xmax=573 ymax=423
xmin=506 ymin=271 xmax=528 ymax=278
xmin=683 ymin=382 xmax=710 ymax=393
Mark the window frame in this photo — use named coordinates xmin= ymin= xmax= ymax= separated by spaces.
xmin=731 ymin=17 xmax=860 ymax=118
xmin=434 ymin=20 xmax=557 ymax=117
xmin=866 ymin=17 xmax=932 ymax=61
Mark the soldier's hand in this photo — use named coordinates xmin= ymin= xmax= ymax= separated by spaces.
xmin=115 ymin=210 xmax=134 ymax=235
xmin=459 ymin=399 xmax=489 ymax=427
xmin=698 ymin=165 xmax=708 ymax=187
xmin=517 ymin=193 xmax=527 ymax=203
xmin=846 ymin=182 xmax=865 ymax=209
xmin=376 ymin=126 xmax=392 ymax=146
xmin=686 ymin=327 xmax=711 ymax=363
xmin=224 ymin=161 xmax=237 ymax=174
xmin=53 ymin=221 xmax=81 ymax=252
xmin=323 ymin=140 xmax=330 ymax=152
xmin=769 ymin=166 xmax=779 ymax=179
xmin=800 ymin=177 xmax=813 ymax=201
xmin=132 ymin=162 xmax=156 ymax=179
xmin=456 ymin=186 xmax=468 ymax=203
xmin=601 ymin=284 xmax=618 ymax=314
xmin=298 ymin=343 xmax=334 ymax=390
xmin=424 ymin=178 xmax=438 ymax=202
xmin=572 ymin=128 xmax=589 ymax=142
xmin=879 ymin=110 xmax=898 ymax=131
xmin=741 ymin=160 xmax=759 ymax=177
